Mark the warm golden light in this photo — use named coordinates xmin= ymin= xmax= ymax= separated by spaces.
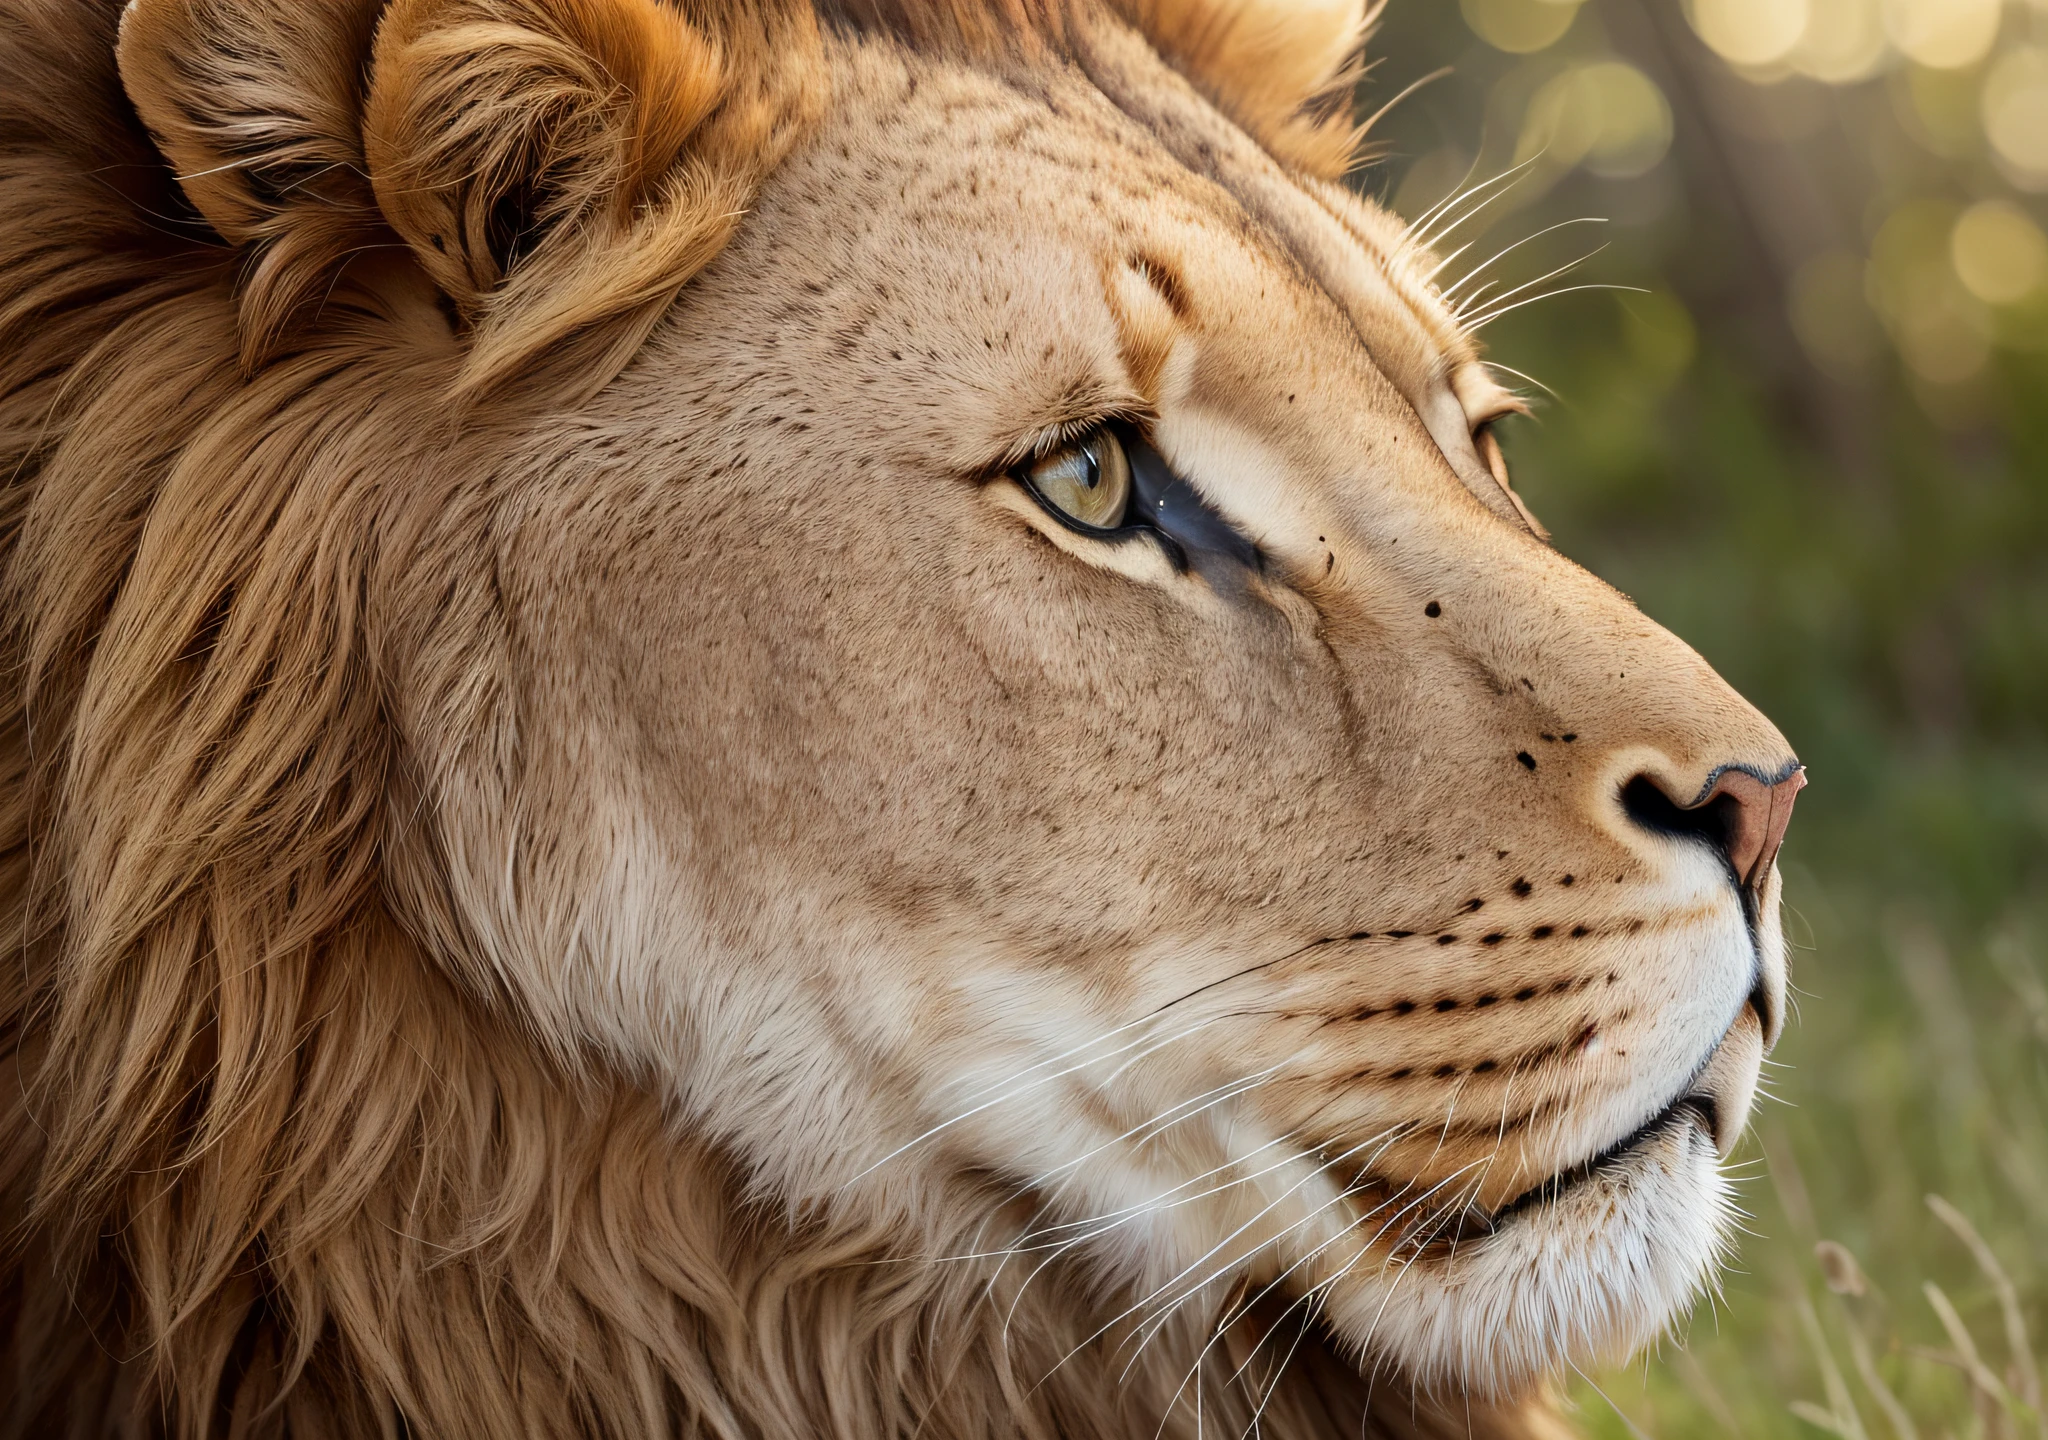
xmin=1983 ymin=47 xmax=2048 ymax=187
xmin=1789 ymin=0 xmax=1888 ymax=84
xmin=1881 ymin=0 xmax=1999 ymax=71
xmin=1687 ymin=0 xmax=1809 ymax=69
xmin=1459 ymin=0 xmax=1581 ymax=55
xmin=1951 ymin=201 xmax=2048 ymax=304
xmin=1514 ymin=62 xmax=1674 ymax=180
xmin=1870 ymin=200 xmax=1991 ymax=386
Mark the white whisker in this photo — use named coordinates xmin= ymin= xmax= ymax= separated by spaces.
xmin=1464 ymin=282 xmax=1649 ymax=332
xmin=840 ymin=1011 xmax=1230 ymax=1187
xmin=1455 ymin=246 xmax=1606 ymax=324
xmin=1039 ymin=1124 xmax=1416 ymax=1392
xmin=1401 ymin=157 xmax=1540 ymax=254
xmin=1480 ymin=360 xmax=1561 ymax=402
xmin=1439 ymin=217 xmax=1607 ymax=304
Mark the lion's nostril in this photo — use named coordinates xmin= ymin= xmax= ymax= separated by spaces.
xmin=1622 ymin=765 xmax=1806 ymax=891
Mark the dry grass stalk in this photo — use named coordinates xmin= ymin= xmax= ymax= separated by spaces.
xmin=1796 ymin=1290 xmax=1873 ymax=1440
xmin=1926 ymin=1193 xmax=2046 ymax=1437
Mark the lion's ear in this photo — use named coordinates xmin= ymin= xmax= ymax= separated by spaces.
xmin=119 ymin=0 xmax=820 ymax=389
xmin=116 ymin=0 xmax=391 ymax=358
xmin=1117 ymin=0 xmax=1373 ymax=177
xmin=363 ymin=0 xmax=793 ymax=392
xmin=364 ymin=0 xmax=722 ymax=301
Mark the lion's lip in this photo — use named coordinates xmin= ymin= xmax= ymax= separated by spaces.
xmin=1339 ymin=1010 xmax=1757 ymax=1255
xmin=1353 ymin=1093 xmax=1715 ymax=1259
xmin=1480 ymin=998 xmax=1761 ymax=1227
xmin=1489 ymin=1093 xmax=1714 ymax=1225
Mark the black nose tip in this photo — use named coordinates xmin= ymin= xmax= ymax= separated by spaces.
xmin=1622 ymin=766 xmax=1806 ymax=890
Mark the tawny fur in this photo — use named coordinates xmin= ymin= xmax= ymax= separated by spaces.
xmin=0 ymin=0 xmax=1790 ymax=1434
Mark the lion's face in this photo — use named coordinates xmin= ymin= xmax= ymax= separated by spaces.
xmin=356 ymin=24 xmax=1803 ymax=1395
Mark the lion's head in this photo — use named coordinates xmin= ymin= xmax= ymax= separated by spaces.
xmin=0 ymin=0 xmax=1801 ymax=1434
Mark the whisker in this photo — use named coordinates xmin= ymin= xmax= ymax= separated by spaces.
xmin=838 ymin=1012 xmax=1230 ymax=1187
xmin=1401 ymin=157 xmax=1540 ymax=254
xmin=1439 ymin=217 xmax=1607 ymax=303
xmin=1403 ymin=159 xmax=1534 ymax=250
xmin=1570 ymin=1358 xmax=1656 ymax=1440
xmin=1041 ymin=1125 xmax=1417 ymax=1392
xmin=1141 ymin=1152 xmax=1496 ymax=1400
xmin=1480 ymin=360 xmax=1561 ymax=402
xmin=1421 ymin=239 xmax=1479 ymax=286
xmin=1357 ymin=67 xmax=1451 ymax=143
xmin=1455 ymin=245 xmax=1606 ymax=324
xmin=1464 ymin=282 xmax=1649 ymax=333
xmin=1398 ymin=158 xmax=1489 ymax=242
xmin=1182 ymin=1160 xmax=1491 ymax=1421
xmin=995 ymin=1043 xmax=1326 ymax=1252
xmin=1012 ymin=1138 xmax=1359 ymax=1353
xmin=1005 ymin=1124 xmax=1315 ymax=1256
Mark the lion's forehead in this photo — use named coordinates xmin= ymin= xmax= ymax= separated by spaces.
xmin=700 ymin=37 xmax=1463 ymax=516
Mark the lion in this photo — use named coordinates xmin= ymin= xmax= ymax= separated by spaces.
xmin=0 ymin=0 xmax=1805 ymax=1433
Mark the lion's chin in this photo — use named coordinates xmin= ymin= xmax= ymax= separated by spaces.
xmin=1319 ymin=1110 xmax=1732 ymax=1399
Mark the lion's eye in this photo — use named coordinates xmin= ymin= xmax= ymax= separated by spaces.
xmin=1020 ymin=428 xmax=1132 ymax=532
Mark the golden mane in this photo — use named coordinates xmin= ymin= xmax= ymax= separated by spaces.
xmin=0 ymin=0 xmax=1565 ymax=1434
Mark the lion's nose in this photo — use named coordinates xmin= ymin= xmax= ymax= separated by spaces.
xmin=1622 ymin=765 xmax=1807 ymax=892
xmin=1698 ymin=767 xmax=1806 ymax=888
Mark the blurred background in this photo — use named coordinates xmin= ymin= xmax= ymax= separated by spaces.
xmin=1353 ymin=0 xmax=2048 ymax=1433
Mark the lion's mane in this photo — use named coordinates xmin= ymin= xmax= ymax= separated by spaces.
xmin=0 ymin=1 xmax=1565 ymax=1435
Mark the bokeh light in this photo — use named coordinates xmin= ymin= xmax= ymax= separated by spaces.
xmin=1514 ymin=62 xmax=1673 ymax=180
xmin=1881 ymin=0 xmax=2001 ymax=71
xmin=1984 ymin=46 xmax=2048 ymax=188
xmin=1687 ymin=0 xmax=1809 ymax=69
xmin=1789 ymin=0 xmax=1888 ymax=83
xmin=1869 ymin=199 xmax=1990 ymax=387
xmin=1420 ymin=0 xmax=2048 ymax=426
xmin=1951 ymin=200 xmax=2048 ymax=305
xmin=1457 ymin=0 xmax=1580 ymax=55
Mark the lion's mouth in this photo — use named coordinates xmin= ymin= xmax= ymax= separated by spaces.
xmin=1343 ymin=1088 xmax=1720 ymax=1261
xmin=1402 ymin=1001 xmax=1762 ymax=1254
xmin=1488 ymin=1092 xmax=1716 ymax=1225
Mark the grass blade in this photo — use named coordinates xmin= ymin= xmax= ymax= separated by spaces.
xmin=1927 ymin=1193 xmax=2044 ymax=1435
